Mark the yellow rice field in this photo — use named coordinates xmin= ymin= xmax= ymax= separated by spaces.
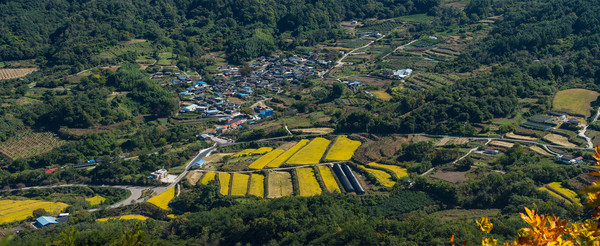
xmin=287 ymin=138 xmax=330 ymax=165
xmin=219 ymin=173 xmax=231 ymax=196
xmin=85 ymin=195 xmax=106 ymax=206
xmin=251 ymin=147 xmax=273 ymax=155
xmin=234 ymin=149 xmax=256 ymax=157
xmin=97 ymin=214 xmax=148 ymax=221
xmin=325 ymin=135 xmax=361 ymax=161
xmin=147 ymin=186 xmax=175 ymax=210
xmin=201 ymin=172 xmax=217 ymax=185
xmin=248 ymin=174 xmax=265 ymax=197
xmin=266 ymin=139 xmax=309 ymax=168
xmin=318 ymin=166 xmax=341 ymax=193
xmin=368 ymin=163 xmax=408 ymax=178
xmin=548 ymin=182 xmax=581 ymax=205
xmin=296 ymin=168 xmax=322 ymax=196
xmin=230 ymin=173 xmax=250 ymax=197
xmin=539 ymin=187 xmax=569 ymax=204
xmin=0 ymin=200 xmax=69 ymax=224
xmin=248 ymin=150 xmax=284 ymax=169
xmin=360 ymin=165 xmax=395 ymax=187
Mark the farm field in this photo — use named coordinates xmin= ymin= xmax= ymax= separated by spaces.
xmin=97 ymin=215 xmax=148 ymax=221
xmin=0 ymin=68 xmax=37 ymax=80
xmin=506 ymin=132 xmax=537 ymax=141
xmin=489 ymin=141 xmax=514 ymax=148
xmin=547 ymin=182 xmax=581 ymax=206
xmin=318 ymin=166 xmax=341 ymax=193
xmin=147 ymin=186 xmax=175 ymax=210
xmin=186 ymin=171 xmax=203 ymax=185
xmin=370 ymin=90 xmax=392 ymax=101
xmin=360 ymin=165 xmax=396 ymax=187
xmin=248 ymin=174 xmax=265 ymax=197
xmin=201 ymin=172 xmax=216 ymax=185
xmin=234 ymin=149 xmax=256 ymax=157
xmin=248 ymin=150 xmax=284 ymax=169
xmin=292 ymin=128 xmax=335 ymax=134
xmin=543 ymin=134 xmax=577 ymax=147
xmin=325 ymin=135 xmax=361 ymax=161
xmin=251 ymin=147 xmax=273 ymax=155
xmin=434 ymin=137 xmax=468 ymax=146
xmin=287 ymin=138 xmax=330 ymax=165
xmin=230 ymin=173 xmax=250 ymax=197
xmin=553 ymin=89 xmax=599 ymax=117
xmin=218 ymin=173 xmax=231 ymax=196
xmin=529 ymin=146 xmax=553 ymax=156
xmin=266 ymin=139 xmax=309 ymax=168
xmin=85 ymin=195 xmax=106 ymax=206
xmin=267 ymin=171 xmax=293 ymax=198
xmin=0 ymin=200 xmax=69 ymax=224
xmin=368 ymin=163 xmax=408 ymax=178
xmin=296 ymin=168 xmax=322 ymax=196
xmin=0 ymin=132 xmax=65 ymax=160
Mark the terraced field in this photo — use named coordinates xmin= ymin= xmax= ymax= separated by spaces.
xmin=296 ymin=168 xmax=322 ymax=196
xmin=318 ymin=166 xmax=341 ymax=193
xmin=218 ymin=173 xmax=231 ymax=196
xmin=360 ymin=165 xmax=396 ymax=187
xmin=266 ymin=140 xmax=309 ymax=168
xmin=367 ymin=163 xmax=408 ymax=179
xmin=325 ymin=135 xmax=361 ymax=161
xmin=147 ymin=186 xmax=175 ymax=210
xmin=248 ymin=150 xmax=284 ymax=169
xmin=0 ymin=132 xmax=65 ymax=160
xmin=248 ymin=174 xmax=265 ymax=197
xmin=287 ymin=138 xmax=330 ymax=165
xmin=0 ymin=68 xmax=37 ymax=80
xmin=547 ymin=182 xmax=581 ymax=206
xmin=0 ymin=200 xmax=69 ymax=224
xmin=230 ymin=173 xmax=250 ymax=197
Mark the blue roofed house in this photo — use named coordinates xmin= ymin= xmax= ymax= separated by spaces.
xmin=35 ymin=216 xmax=58 ymax=228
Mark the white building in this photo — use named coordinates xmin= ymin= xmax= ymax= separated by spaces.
xmin=394 ymin=69 xmax=413 ymax=78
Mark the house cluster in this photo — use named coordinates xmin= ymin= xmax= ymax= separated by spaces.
xmin=359 ymin=32 xmax=383 ymax=38
xmin=384 ymin=68 xmax=413 ymax=79
xmin=153 ymin=71 xmax=193 ymax=85
xmin=522 ymin=113 xmax=583 ymax=130
xmin=557 ymin=154 xmax=584 ymax=164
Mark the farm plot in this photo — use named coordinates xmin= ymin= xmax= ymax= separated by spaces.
xmin=489 ymin=141 xmax=514 ymax=148
xmin=267 ymin=171 xmax=294 ymax=198
xmin=359 ymin=165 xmax=396 ymax=187
xmin=218 ymin=173 xmax=231 ymax=196
xmin=370 ymin=90 xmax=393 ymax=101
xmin=434 ymin=137 xmax=469 ymax=146
xmin=201 ymin=172 xmax=216 ymax=185
xmin=325 ymin=135 xmax=361 ymax=161
xmin=529 ymin=146 xmax=553 ymax=156
xmin=251 ymin=147 xmax=273 ymax=155
xmin=539 ymin=187 xmax=567 ymax=203
xmin=543 ymin=134 xmax=577 ymax=147
xmin=0 ymin=200 xmax=68 ymax=224
xmin=292 ymin=128 xmax=335 ymax=134
xmin=266 ymin=140 xmax=309 ymax=168
xmin=85 ymin=195 xmax=106 ymax=206
xmin=547 ymin=182 xmax=581 ymax=206
xmin=234 ymin=149 xmax=256 ymax=157
xmin=296 ymin=168 xmax=322 ymax=196
xmin=0 ymin=132 xmax=65 ymax=160
xmin=230 ymin=173 xmax=250 ymax=197
xmin=553 ymin=89 xmax=599 ymax=117
xmin=318 ymin=166 xmax=341 ymax=193
xmin=248 ymin=150 xmax=284 ymax=169
xmin=185 ymin=171 xmax=203 ymax=185
xmin=367 ymin=163 xmax=408 ymax=178
xmin=506 ymin=132 xmax=537 ymax=141
xmin=147 ymin=186 xmax=175 ymax=210
xmin=0 ymin=68 xmax=37 ymax=80
xmin=97 ymin=215 xmax=148 ymax=221
xmin=248 ymin=174 xmax=265 ymax=197
xmin=287 ymin=138 xmax=330 ymax=165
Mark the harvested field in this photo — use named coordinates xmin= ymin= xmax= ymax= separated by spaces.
xmin=529 ymin=146 xmax=553 ymax=156
xmin=543 ymin=134 xmax=577 ymax=147
xmin=201 ymin=172 xmax=217 ymax=185
xmin=266 ymin=139 xmax=309 ymax=168
xmin=185 ymin=171 xmax=203 ymax=185
xmin=360 ymin=165 xmax=395 ymax=187
xmin=287 ymin=137 xmax=330 ymax=165
xmin=296 ymin=168 xmax=322 ymax=196
xmin=0 ymin=200 xmax=69 ymax=224
xmin=489 ymin=141 xmax=514 ymax=148
xmin=147 ymin=186 xmax=175 ymax=210
xmin=218 ymin=173 xmax=231 ymax=196
xmin=0 ymin=68 xmax=37 ymax=80
xmin=248 ymin=174 xmax=265 ymax=197
xmin=506 ymin=132 xmax=537 ymax=141
xmin=354 ymin=135 xmax=408 ymax=163
xmin=318 ymin=166 xmax=341 ymax=193
xmin=325 ymin=135 xmax=361 ymax=161
xmin=370 ymin=90 xmax=392 ymax=101
xmin=430 ymin=170 xmax=469 ymax=183
xmin=248 ymin=150 xmax=284 ymax=169
xmin=368 ymin=163 xmax=408 ymax=178
xmin=553 ymin=89 xmax=599 ymax=117
xmin=85 ymin=195 xmax=106 ymax=206
xmin=434 ymin=137 xmax=469 ymax=146
xmin=276 ymin=141 xmax=299 ymax=150
xmin=202 ymin=153 xmax=232 ymax=163
xmin=230 ymin=173 xmax=250 ymax=197
xmin=292 ymin=128 xmax=335 ymax=134
xmin=0 ymin=132 xmax=65 ymax=160
xmin=267 ymin=171 xmax=294 ymax=198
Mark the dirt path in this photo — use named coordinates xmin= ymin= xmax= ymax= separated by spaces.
xmin=381 ymin=39 xmax=418 ymax=60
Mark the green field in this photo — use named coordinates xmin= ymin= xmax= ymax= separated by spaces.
xmin=394 ymin=14 xmax=435 ymax=23
xmin=553 ymin=89 xmax=599 ymax=117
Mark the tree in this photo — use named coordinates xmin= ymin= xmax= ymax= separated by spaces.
xmin=330 ymin=82 xmax=345 ymax=99
xmin=32 ymin=208 xmax=47 ymax=218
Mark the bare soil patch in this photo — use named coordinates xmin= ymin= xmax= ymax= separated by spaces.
xmin=293 ymin=128 xmax=334 ymax=134
xmin=435 ymin=137 xmax=468 ymax=146
xmin=346 ymin=75 xmax=394 ymax=87
xmin=185 ymin=171 xmax=203 ymax=185
xmin=489 ymin=141 xmax=514 ymax=148
xmin=430 ymin=169 xmax=469 ymax=183
xmin=267 ymin=171 xmax=294 ymax=198
xmin=506 ymin=132 xmax=537 ymax=141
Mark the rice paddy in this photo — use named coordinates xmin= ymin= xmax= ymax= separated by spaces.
xmin=248 ymin=174 xmax=265 ymax=197
xmin=266 ymin=139 xmax=309 ymax=168
xmin=0 ymin=200 xmax=69 ymax=224
xmin=325 ymin=135 xmax=361 ymax=161
xmin=218 ymin=172 xmax=231 ymax=195
xmin=296 ymin=168 xmax=322 ymax=196
xmin=318 ymin=166 xmax=341 ymax=193
xmin=85 ymin=195 xmax=106 ymax=206
xmin=147 ymin=186 xmax=175 ymax=210
xmin=251 ymin=147 xmax=273 ymax=155
xmin=360 ymin=165 xmax=396 ymax=187
xmin=367 ymin=163 xmax=408 ymax=178
xmin=230 ymin=173 xmax=250 ymax=197
xmin=201 ymin=172 xmax=217 ymax=185
xmin=286 ymin=138 xmax=330 ymax=165
xmin=97 ymin=214 xmax=149 ymax=221
xmin=248 ymin=150 xmax=284 ymax=169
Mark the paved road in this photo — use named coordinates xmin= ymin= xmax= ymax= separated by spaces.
xmin=578 ymin=106 xmax=600 ymax=149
